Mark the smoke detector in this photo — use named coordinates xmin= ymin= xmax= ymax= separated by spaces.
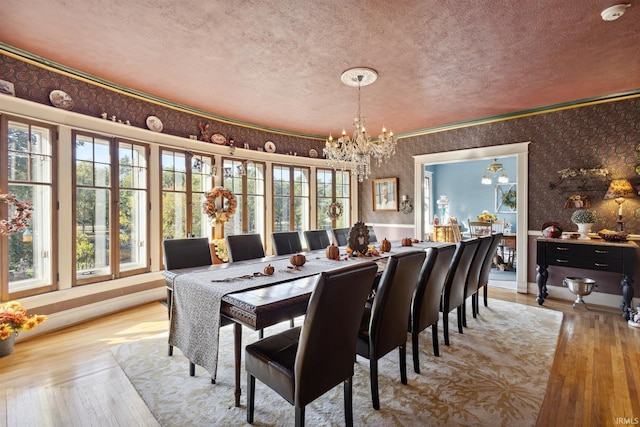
xmin=601 ymin=4 xmax=631 ymax=21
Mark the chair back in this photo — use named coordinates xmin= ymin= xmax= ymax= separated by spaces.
xmin=468 ymin=220 xmax=492 ymax=237
xmin=162 ymin=237 xmax=212 ymax=270
xmin=225 ymin=233 xmax=265 ymax=262
xmin=303 ymin=229 xmax=331 ymax=250
xmin=449 ymin=218 xmax=463 ymax=242
xmin=478 ymin=233 xmax=504 ymax=288
xmin=442 ymin=239 xmax=480 ymax=312
xmin=411 ymin=245 xmax=456 ymax=333
xmin=271 ymin=231 xmax=303 ymax=255
xmin=367 ymin=225 xmax=378 ymax=243
xmin=465 ymin=235 xmax=494 ymax=297
xmin=295 ymin=262 xmax=378 ymax=406
xmin=491 ymin=219 xmax=507 ymax=233
xmin=367 ymin=250 xmax=426 ymax=358
xmin=332 ymin=227 xmax=350 ymax=246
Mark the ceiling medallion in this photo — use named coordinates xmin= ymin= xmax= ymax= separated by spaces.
xmin=324 ymin=67 xmax=397 ymax=182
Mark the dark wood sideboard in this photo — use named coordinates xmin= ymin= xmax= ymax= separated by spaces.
xmin=536 ymin=237 xmax=638 ymax=319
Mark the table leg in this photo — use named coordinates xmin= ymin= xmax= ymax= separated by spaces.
xmin=536 ymin=264 xmax=548 ymax=305
xmin=620 ymin=275 xmax=634 ymax=321
xmin=234 ymin=322 xmax=242 ymax=407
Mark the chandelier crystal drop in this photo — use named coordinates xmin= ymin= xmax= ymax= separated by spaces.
xmin=323 ymin=68 xmax=397 ymax=182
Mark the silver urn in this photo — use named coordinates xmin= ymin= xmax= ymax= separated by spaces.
xmin=563 ymin=277 xmax=596 ymax=309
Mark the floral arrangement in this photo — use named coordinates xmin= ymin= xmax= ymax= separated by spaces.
xmin=0 ymin=301 xmax=47 ymax=340
xmin=477 ymin=210 xmax=497 ymax=222
xmin=212 ymin=238 xmax=229 ymax=263
xmin=203 ymin=187 xmax=236 ymax=224
xmin=571 ymin=208 xmax=597 ymax=224
xmin=327 ymin=202 xmax=343 ymax=220
xmin=0 ymin=194 xmax=33 ymax=236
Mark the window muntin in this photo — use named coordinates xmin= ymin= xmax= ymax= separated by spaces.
xmin=74 ymin=132 xmax=149 ymax=284
xmin=4 ymin=119 xmax=55 ymax=297
xmin=316 ymin=168 xmax=350 ymax=229
xmin=223 ymin=159 xmax=265 ymax=239
xmin=273 ymin=165 xmax=309 ymax=233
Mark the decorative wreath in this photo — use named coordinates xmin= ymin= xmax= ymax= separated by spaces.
xmin=327 ymin=202 xmax=343 ymax=220
xmin=203 ymin=187 xmax=236 ymax=224
xmin=501 ymin=189 xmax=517 ymax=210
xmin=0 ymin=194 xmax=33 ymax=236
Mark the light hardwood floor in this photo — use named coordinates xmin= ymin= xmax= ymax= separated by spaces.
xmin=1 ymin=287 xmax=639 ymax=426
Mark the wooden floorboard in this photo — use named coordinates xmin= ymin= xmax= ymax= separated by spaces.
xmin=1 ymin=286 xmax=639 ymax=426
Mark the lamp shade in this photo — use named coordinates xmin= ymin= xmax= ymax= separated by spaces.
xmin=604 ymin=179 xmax=636 ymax=201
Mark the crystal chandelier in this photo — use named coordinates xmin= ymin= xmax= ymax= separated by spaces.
xmin=481 ymin=158 xmax=509 ymax=185
xmin=323 ymin=68 xmax=397 ymax=182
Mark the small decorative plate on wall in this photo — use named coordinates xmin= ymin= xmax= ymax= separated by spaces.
xmin=264 ymin=141 xmax=276 ymax=153
xmin=211 ymin=133 xmax=227 ymax=145
xmin=49 ymin=90 xmax=74 ymax=110
xmin=146 ymin=116 xmax=163 ymax=132
xmin=309 ymin=148 xmax=318 ymax=158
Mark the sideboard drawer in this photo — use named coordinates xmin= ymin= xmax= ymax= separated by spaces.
xmin=548 ymin=243 xmax=622 ymax=260
xmin=548 ymin=255 xmax=622 ymax=272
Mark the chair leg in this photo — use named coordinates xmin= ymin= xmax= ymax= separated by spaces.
xmin=168 ymin=344 xmax=173 ymax=356
xmin=431 ymin=323 xmax=440 ymax=357
xmin=370 ymin=358 xmax=380 ymax=410
xmin=290 ymin=318 xmax=295 ymax=328
xmin=344 ymin=377 xmax=354 ymax=427
xmin=189 ymin=362 xmax=195 ymax=376
xmin=412 ymin=331 xmax=420 ymax=374
xmin=294 ymin=406 xmax=305 ymax=427
xmin=247 ymin=374 xmax=255 ymax=424
xmin=484 ymin=285 xmax=489 ymax=307
xmin=457 ymin=306 xmax=464 ymax=333
xmin=399 ymin=344 xmax=407 ymax=385
xmin=475 ymin=292 xmax=480 ymax=316
xmin=472 ymin=294 xmax=477 ymax=318
xmin=461 ymin=301 xmax=467 ymax=328
xmin=443 ymin=311 xmax=450 ymax=346
xmin=259 ymin=329 xmax=264 ymax=339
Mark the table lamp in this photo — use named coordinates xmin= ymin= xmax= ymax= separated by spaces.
xmin=603 ymin=179 xmax=636 ymax=231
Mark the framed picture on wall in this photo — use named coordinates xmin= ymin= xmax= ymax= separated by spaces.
xmin=0 ymin=79 xmax=15 ymax=96
xmin=496 ymin=183 xmax=517 ymax=213
xmin=372 ymin=177 xmax=398 ymax=211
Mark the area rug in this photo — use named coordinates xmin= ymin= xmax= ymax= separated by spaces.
xmin=111 ymin=299 xmax=562 ymax=426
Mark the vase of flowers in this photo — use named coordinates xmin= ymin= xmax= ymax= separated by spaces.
xmin=477 ymin=210 xmax=497 ymax=223
xmin=571 ymin=209 xmax=597 ymax=240
xmin=0 ymin=301 xmax=47 ymax=357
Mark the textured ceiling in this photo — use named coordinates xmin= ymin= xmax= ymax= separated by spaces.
xmin=1 ymin=1 xmax=639 ymax=138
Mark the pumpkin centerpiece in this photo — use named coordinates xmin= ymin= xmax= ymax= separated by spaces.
xmin=290 ymin=253 xmax=307 ymax=267
xmin=401 ymin=237 xmax=413 ymax=247
xmin=263 ymin=264 xmax=275 ymax=275
xmin=326 ymin=243 xmax=340 ymax=260
xmin=380 ymin=238 xmax=391 ymax=252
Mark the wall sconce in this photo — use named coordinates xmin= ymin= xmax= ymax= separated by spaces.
xmin=399 ymin=195 xmax=413 ymax=214
xmin=604 ymin=178 xmax=636 ymax=231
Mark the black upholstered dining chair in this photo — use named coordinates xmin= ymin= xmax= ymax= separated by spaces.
xmin=245 ymin=262 xmax=379 ymax=427
xmin=331 ymin=227 xmax=350 ymax=246
xmin=303 ymin=229 xmax=331 ymax=250
xmin=356 ymin=250 xmax=426 ymax=410
xmin=409 ymin=244 xmax=455 ymax=373
xmin=162 ymin=237 xmax=234 ymax=377
xmin=272 ymin=231 xmax=303 ymax=255
xmin=226 ymin=233 xmax=265 ymax=262
xmin=464 ymin=234 xmax=494 ymax=320
xmin=441 ymin=238 xmax=480 ymax=346
xmin=477 ymin=233 xmax=504 ymax=310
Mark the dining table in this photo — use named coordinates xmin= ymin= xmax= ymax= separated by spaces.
xmin=164 ymin=240 xmax=452 ymax=407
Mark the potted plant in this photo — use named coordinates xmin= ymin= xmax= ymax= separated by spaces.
xmin=571 ymin=209 xmax=597 ymax=239
xmin=0 ymin=301 xmax=47 ymax=357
